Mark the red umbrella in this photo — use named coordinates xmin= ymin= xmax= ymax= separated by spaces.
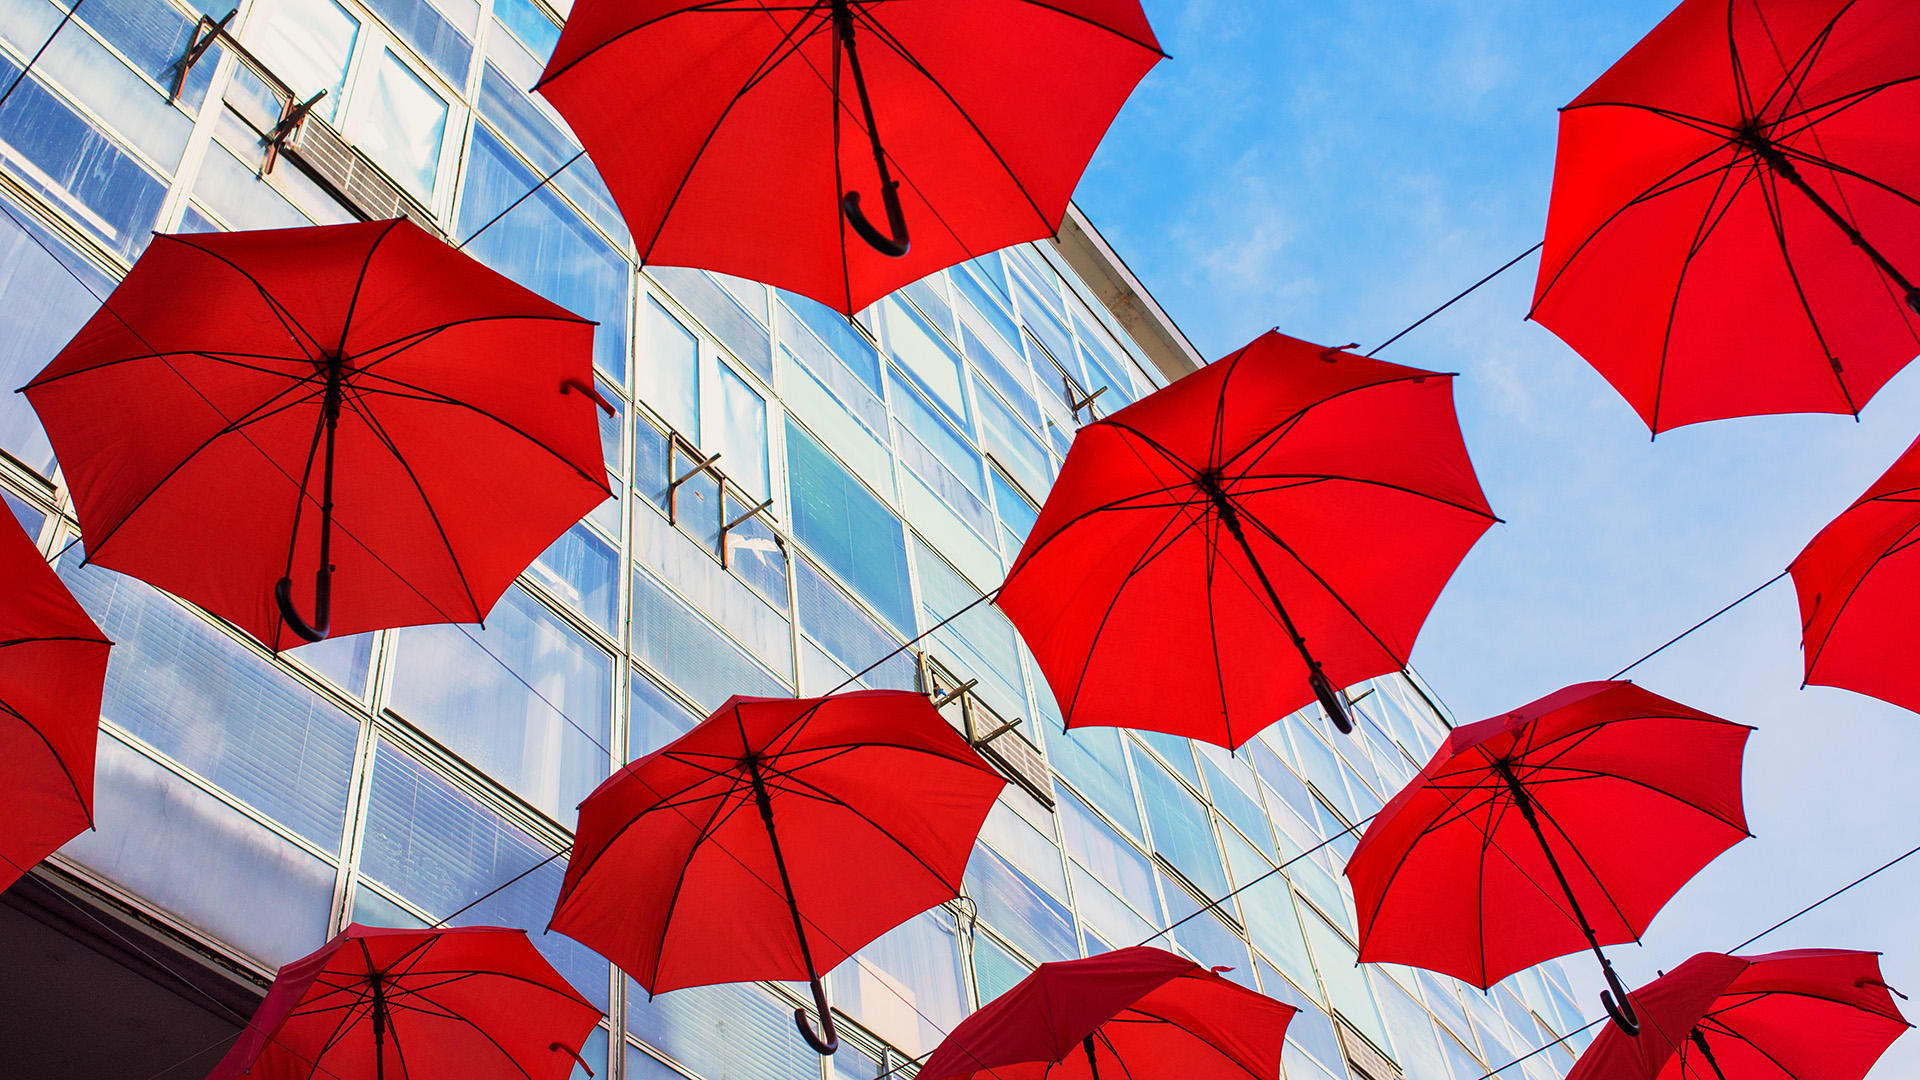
xmin=1345 ymin=681 xmax=1752 ymax=1034
xmin=547 ymin=691 xmax=1005 ymax=1055
xmin=1530 ymin=0 xmax=1920 ymax=433
xmin=0 ymin=513 xmax=110 ymax=891
xmin=995 ymin=330 xmax=1497 ymax=746
xmin=23 ymin=219 xmax=611 ymax=652
xmin=207 ymin=924 xmax=602 ymax=1080
xmin=1565 ymin=949 xmax=1910 ymax=1080
xmin=1790 ymin=431 xmax=1920 ymax=713
xmin=533 ymin=0 xmax=1163 ymax=315
xmin=915 ymin=946 xmax=1295 ymax=1080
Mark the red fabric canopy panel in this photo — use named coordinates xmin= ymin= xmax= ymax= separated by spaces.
xmin=207 ymin=924 xmax=602 ymax=1080
xmin=24 ymin=220 xmax=610 ymax=652
xmin=1347 ymin=681 xmax=1751 ymax=991
xmin=1565 ymin=949 xmax=1910 ymax=1080
xmin=1791 ymin=431 xmax=1920 ymax=714
xmin=549 ymin=691 xmax=1005 ymax=996
xmin=997 ymin=330 xmax=1497 ymax=748
xmin=0 ymin=514 xmax=110 ymax=892
xmin=535 ymin=0 xmax=1163 ymax=315
xmin=1532 ymin=0 xmax=1920 ymax=433
xmin=916 ymin=946 xmax=1295 ymax=1080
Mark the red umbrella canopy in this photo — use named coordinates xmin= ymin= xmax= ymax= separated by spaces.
xmin=1565 ymin=949 xmax=1911 ymax=1080
xmin=548 ymin=691 xmax=1005 ymax=1053
xmin=1790 ymin=431 xmax=1920 ymax=713
xmin=206 ymin=924 xmax=602 ymax=1080
xmin=534 ymin=0 xmax=1163 ymax=315
xmin=916 ymin=946 xmax=1294 ymax=1080
xmin=1345 ymin=682 xmax=1751 ymax=1017
xmin=23 ymin=219 xmax=611 ymax=652
xmin=995 ymin=330 xmax=1497 ymax=747
xmin=0 ymin=513 xmax=110 ymax=892
xmin=1531 ymin=0 xmax=1920 ymax=433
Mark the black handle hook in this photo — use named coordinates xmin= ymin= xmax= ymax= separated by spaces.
xmin=1309 ymin=666 xmax=1353 ymax=734
xmin=275 ymin=567 xmax=331 ymax=643
xmin=562 ymin=376 xmax=617 ymax=416
xmin=1600 ymin=961 xmax=1641 ymax=1036
xmin=843 ymin=182 xmax=909 ymax=258
xmin=794 ymin=972 xmax=839 ymax=1054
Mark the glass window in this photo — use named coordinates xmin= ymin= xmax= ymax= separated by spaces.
xmin=3 ymin=0 xmax=195 ymax=172
xmin=1044 ymin=724 xmax=1141 ymax=841
xmin=388 ymin=587 xmax=613 ymax=827
xmin=639 ymin=298 xmax=700 ymax=441
xmin=914 ymin=538 xmax=1024 ymax=723
xmin=193 ymin=139 xmax=314 ymax=230
xmin=1200 ymin=752 xmax=1275 ymax=858
xmin=1157 ymin=872 xmax=1254 ymax=988
xmin=793 ymin=556 xmax=915 ymax=692
xmin=718 ymin=364 xmax=768 ymax=499
xmin=1133 ymin=730 xmax=1200 ymax=788
xmin=974 ymin=377 xmax=1050 ymax=501
xmin=358 ymin=738 xmax=607 ymax=1007
xmin=61 ymin=557 xmax=357 ymax=853
xmin=248 ymin=0 xmax=360 ymax=123
xmin=356 ymin=48 xmax=447 ymax=199
xmin=1301 ymin=906 xmax=1390 ymax=1051
xmin=970 ymin=932 xmax=1030 ymax=1008
xmin=1134 ymin=752 xmax=1228 ymax=899
xmin=881 ymin=298 xmax=966 ymax=425
xmin=1376 ymin=969 xmax=1449 ymax=1080
xmin=528 ymin=520 xmax=620 ymax=633
xmin=629 ymin=668 xmax=698 ymax=761
xmin=1258 ymin=967 xmax=1347 ymax=1080
xmin=459 ymin=126 xmax=631 ymax=381
xmin=963 ymin=843 xmax=1076 ymax=964
xmin=492 ymin=0 xmax=558 ymax=63
xmin=633 ymin=504 xmax=791 ymax=677
xmin=287 ymin=632 xmax=374 ymax=699
xmin=0 ymin=55 xmax=166 ymax=259
xmin=77 ymin=0 xmax=220 ymax=108
xmin=631 ymin=566 xmax=788 ymax=711
xmin=1417 ymin=970 xmax=1478 ymax=1054
xmin=626 ymin=977 xmax=820 ymax=1080
xmin=826 ymin=909 xmax=967 ymax=1057
xmin=779 ymin=289 xmax=880 ymax=394
xmin=3 ymin=488 xmax=42 ymax=536
xmin=1058 ymin=790 xmax=1156 ymax=922
xmin=475 ymin=65 xmax=624 ymax=244
xmin=779 ymin=350 xmax=892 ymax=502
xmin=359 ymin=0 xmax=472 ymax=84
xmin=1219 ymin=827 xmax=1315 ymax=993
xmin=650 ymin=266 xmax=772 ymax=384
xmin=0 ymin=198 xmax=112 ymax=475
xmin=723 ymin=490 xmax=787 ymax=609
xmin=785 ymin=419 xmax=913 ymax=633
xmin=62 ymin=734 xmax=335 ymax=967
xmin=978 ymin=799 xmax=1066 ymax=902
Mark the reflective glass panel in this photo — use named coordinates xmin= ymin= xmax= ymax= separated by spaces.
xmin=358 ymin=48 xmax=447 ymax=199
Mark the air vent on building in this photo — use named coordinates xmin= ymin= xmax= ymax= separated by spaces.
xmin=1335 ymin=1014 xmax=1403 ymax=1080
xmin=287 ymin=119 xmax=437 ymax=233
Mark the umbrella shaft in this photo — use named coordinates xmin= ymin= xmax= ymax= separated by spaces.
xmin=1688 ymin=1028 xmax=1729 ymax=1080
xmin=372 ymin=973 xmax=387 ymax=1080
xmin=746 ymin=756 xmax=838 ymax=1053
xmin=318 ymin=359 xmax=342 ymax=583
xmin=1747 ymin=136 xmax=1920 ymax=306
xmin=832 ymin=0 xmax=892 ymax=192
xmin=1201 ymin=482 xmax=1315 ymax=663
xmin=1082 ymin=1036 xmax=1101 ymax=1080
xmin=1492 ymin=762 xmax=1612 ymax=965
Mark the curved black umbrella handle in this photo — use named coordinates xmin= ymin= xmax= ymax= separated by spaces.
xmin=275 ymin=569 xmax=331 ymax=643
xmin=562 ymin=377 xmax=617 ymax=416
xmin=843 ymin=182 xmax=910 ymax=258
xmin=1600 ymin=962 xmax=1640 ymax=1037
xmin=794 ymin=972 xmax=840 ymax=1054
xmin=1308 ymin=666 xmax=1354 ymax=734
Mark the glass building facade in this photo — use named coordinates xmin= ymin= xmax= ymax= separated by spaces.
xmin=0 ymin=0 xmax=1593 ymax=1077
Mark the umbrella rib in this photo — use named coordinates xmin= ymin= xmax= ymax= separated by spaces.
xmin=1530 ymin=137 xmax=1754 ymax=316
xmin=1769 ymin=75 xmax=1920 ymax=143
xmin=150 ymin=233 xmax=329 ymax=362
xmin=343 ymin=367 xmax=609 ymax=487
xmin=20 ymin=348 xmax=320 ymax=386
xmin=338 ymin=389 xmax=489 ymax=623
xmin=1216 ymin=371 xmax=1475 ymax=476
xmin=1691 ymin=1018 xmax=1811 ymax=1080
xmin=75 ymin=376 xmax=331 ymax=562
xmin=635 ymin=8 xmax=836 ymax=266
xmin=1749 ymin=0 xmax=1854 ymax=123
xmin=1647 ymin=151 xmax=1760 ymax=431
xmin=1556 ymin=99 xmax=1735 ymax=137
xmin=347 ymin=311 xmax=598 ymax=377
xmin=620 ymin=774 xmax=757 ymax=989
xmin=1226 ymin=495 xmax=1410 ymax=669
xmin=760 ymin=770 xmax=977 ymax=889
xmin=1203 ymin=497 xmax=1235 ymax=747
xmin=1753 ymin=159 xmax=1858 ymax=414
xmin=559 ymin=767 xmax=749 ymax=906
xmin=1229 ymin=471 xmax=1501 ymax=522
xmin=1799 ymin=516 xmax=1920 ymax=678
xmin=1003 ymin=0 xmax=1165 ymax=56
xmin=533 ymin=0 xmax=820 ymax=87
xmin=1773 ymin=141 xmax=1920 ymax=214
xmin=0 ymin=691 xmax=98 ymax=828
xmin=335 ymin=219 xmax=405 ymax=357
xmin=1348 ymin=779 xmax=1503 ymax=937
xmin=1518 ymin=765 xmax=1752 ymax=834
xmin=1113 ymin=1007 xmax=1274 ymax=1080
xmin=388 ymin=988 xmax=546 ymax=1080
xmin=1523 ymin=795 xmax=1643 ymax=944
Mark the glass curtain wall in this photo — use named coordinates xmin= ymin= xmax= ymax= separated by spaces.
xmin=0 ymin=0 xmax=1589 ymax=1076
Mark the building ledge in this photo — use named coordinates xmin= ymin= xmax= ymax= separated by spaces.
xmin=1050 ymin=203 xmax=1206 ymax=381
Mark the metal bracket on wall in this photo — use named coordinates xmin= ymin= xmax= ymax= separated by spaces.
xmin=665 ymin=440 xmax=722 ymax=527
xmin=717 ymin=497 xmax=774 ymax=568
xmin=1065 ymin=378 xmax=1107 ymax=421
xmin=167 ymin=8 xmax=236 ymax=104
xmin=263 ymin=89 xmax=326 ymax=176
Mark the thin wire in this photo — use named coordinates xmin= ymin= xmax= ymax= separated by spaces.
xmin=456 ymin=149 xmax=586 ymax=251
xmin=0 ymin=0 xmax=84 ymax=113
xmin=1367 ymin=242 xmax=1544 ymax=357
xmin=1730 ymin=840 xmax=1920 ymax=952
xmin=428 ymin=846 xmax=570 ymax=929
xmin=823 ymin=586 xmax=1003 ymax=696
xmin=1609 ymin=571 xmax=1788 ymax=680
xmin=1134 ymin=811 xmax=1376 ymax=949
xmin=1469 ymin=1017 xmax=1604 ymax=1080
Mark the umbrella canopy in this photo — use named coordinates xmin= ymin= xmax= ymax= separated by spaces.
xmin=0 ymin=513 xmax=110 ymax=891
xmin=23 ymin=219 xmax=611 ymax=652
xmin=916 ymin=946 xmax=1295 ymax=1080
xmin=533 ymin=0 xmax=1163 ymax=315
xmin=207 ymin=924 xmax=602 ymax=1080
xmin=548 ymin=691 xmax=1005 ymax=1055
xmin=1790 ymin=431 xmax=1920 ymax=713
xmin=995 ymin=330 xmax=1497 ymax=746
xmin=1346 ymin=681 xmax=1751 ymax=1032
xmin=1565 ymin=949 xmax=1910 ymax=1080
xmin=1531 ymin=0 xmax=1920 ymax=433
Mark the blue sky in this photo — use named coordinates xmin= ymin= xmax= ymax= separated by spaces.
xmin=1073 ymin=1 xmax=1920 ymax=1072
